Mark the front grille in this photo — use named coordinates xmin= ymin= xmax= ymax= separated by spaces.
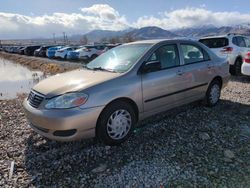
xmin=28 ymin=91 xmax=44 ymax=108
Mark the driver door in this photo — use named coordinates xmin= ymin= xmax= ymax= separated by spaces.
xmin=141 ymin=44 xmax=187 ymax=114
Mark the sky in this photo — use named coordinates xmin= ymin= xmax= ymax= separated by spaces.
xmin=0 ymin=0 xmax=250 ymax=39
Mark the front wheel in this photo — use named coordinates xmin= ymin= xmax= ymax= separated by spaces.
xmin=96 ymin=101 xmax=136 ymax=146
xmin=204 ymin=80 xmax=221 ymax=107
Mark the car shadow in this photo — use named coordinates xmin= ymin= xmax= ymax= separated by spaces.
xmin=23 ymin=97 xmax=250 ymax=186
xmin=230 ymin=75 xmax=250 ymax=83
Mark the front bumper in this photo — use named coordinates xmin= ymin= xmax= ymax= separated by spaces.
xmin=242 ymin=62 xmax=250 ymax=76
xmin=23 ymin=99 xmax=104 ymax=141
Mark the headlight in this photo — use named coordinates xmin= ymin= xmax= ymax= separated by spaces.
xmin=45 ymin=93 xmax=88 ymax=109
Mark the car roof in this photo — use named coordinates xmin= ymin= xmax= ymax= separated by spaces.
xmin=126 ymin=38 xmax=196 ymax=45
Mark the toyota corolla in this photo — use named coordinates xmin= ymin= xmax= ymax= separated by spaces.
xmin=23 ymin=39 xmax=230 ymax=145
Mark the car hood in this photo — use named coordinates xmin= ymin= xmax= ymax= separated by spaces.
xmin=33 ymin=69 xmax=121 ymax=98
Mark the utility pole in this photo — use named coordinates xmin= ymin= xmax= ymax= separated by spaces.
xmin=63 ymin=32 xmax=66 ymax=44
xmin=65 ymin=34 xmax=68 ymax=44
xmin=53 ymin=33 xmax=56 ymax=44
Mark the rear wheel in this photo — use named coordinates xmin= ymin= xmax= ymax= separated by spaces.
xmin=204 ymin=80 xmax=221 ymax=107
xmin=96 ymin=101 xmax=136 ymax=145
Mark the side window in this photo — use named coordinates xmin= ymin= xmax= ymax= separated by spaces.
xmin=237 ymin=37 xmax=246 ymax=47
xmin=148 ymin=44 xmax=180 ymax=70
xmin=245 ymin=38 xmax=250 ymax=48
xmin=232 ymin=37 xmax=238 ymax=46
xmin=181 ymin=44 xmax=208 ymax=65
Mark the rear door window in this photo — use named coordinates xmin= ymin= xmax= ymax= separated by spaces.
xmin=181 ymin=44 xmax=209 ymax=65
xmin=199 ymin=38 xmax=229 ymax=48
xmin=237 ymin=37 xmax=247 ymax=47
xmin=245 ymin=38 xmax=250 ymax=48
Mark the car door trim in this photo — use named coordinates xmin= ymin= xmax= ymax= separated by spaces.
xmin=144 ymin=83 xmax=208 ymax=103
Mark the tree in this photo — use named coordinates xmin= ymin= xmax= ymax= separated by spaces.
xmin=123 ymin=33 xmax=135 ymax=43
xmin=109 ymin=36 xmax=120 ymax=44
xmin=80 ymin=35 xmax=88 ymax=45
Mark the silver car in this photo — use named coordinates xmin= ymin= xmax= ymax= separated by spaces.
xmin=23 ymin=39 xmax=230 ymax=145
xmin=199 ymin=34 xmax=250 ymax=75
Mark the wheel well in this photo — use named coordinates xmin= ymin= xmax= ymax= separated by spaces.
xmin=211 ymin=76 xmax=223 ymax=88
xmin=95 ymin=97 xmax=139 ymax=136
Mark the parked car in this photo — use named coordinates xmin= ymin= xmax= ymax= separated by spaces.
xmin=23 ymin=39 xmax=230 ymax=145
xmin=242 ymin=52 xmax=250 ymax=76
xmin=97 ymin=44 xmax=121 ymax=56
xmin=71 ymin=45 xmax=106 ymax=60
xmin=54 ymin=46 xmax=78 ymax=59
xmin=34 ymin=45 xmax=55 ymax=57
xmin=23 ymin=45 xmax=41 ymax=56
xmin=199 ymin=34 xmax=250 ymax=75
xmin=46 ymin=46 xmax=64 ymax=58
xmin=12 ymin=46 xmax=24 ymax=54
xmin=18 ymin=46 xmax=26 ymax=55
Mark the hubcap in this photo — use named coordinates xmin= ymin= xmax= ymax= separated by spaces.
xmin=210 ymin=84 xmax=220 ymax=104
xmin=107 ymin=109 xmax=132 ymax=140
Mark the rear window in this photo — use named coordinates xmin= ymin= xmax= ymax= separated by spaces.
xmin=199 ymin=38 xmax=229 ymax=48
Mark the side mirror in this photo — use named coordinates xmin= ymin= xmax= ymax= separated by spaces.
xmin=140 ymin=61 xmax=161 ymax=74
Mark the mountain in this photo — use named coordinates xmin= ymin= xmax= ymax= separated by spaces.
xmin=126 ymin=26 xmax=179 ymax=40
xmin=59 ymin=24 xmax=250 ymax=44
xmin=69 ymin=26 xmax=179 ymax=43
xmin=174 ymin=25 xmax=250 ymax=38
xmin=69 ymin=28 xmax=134 ymax=42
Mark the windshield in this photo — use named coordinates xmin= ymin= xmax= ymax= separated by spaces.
xmin=86 ymin=44 xmax=151 ymax=73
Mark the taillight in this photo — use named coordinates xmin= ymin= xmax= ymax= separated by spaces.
xmin=220 ymin=47 xmax=233 ymax=54
xmin=244 ymin=52 xmax=250 ymax=63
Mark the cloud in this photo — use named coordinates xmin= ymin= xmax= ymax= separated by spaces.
xmin=0 ymin=5 xmax=250 ymax=39
xmin=81 ymin=4 xmax=119 ymax=20
xmin=134 ymin=7 xmax=250 ymax=30
xmin=0 ymin=4 xmax=129 ymax=39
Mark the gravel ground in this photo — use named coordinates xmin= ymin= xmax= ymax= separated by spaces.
xmin=0 ymin=76 xmax=250 ymax=188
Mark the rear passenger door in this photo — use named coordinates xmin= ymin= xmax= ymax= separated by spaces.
xmin=179 ymin=43 xmax=214 ymax=100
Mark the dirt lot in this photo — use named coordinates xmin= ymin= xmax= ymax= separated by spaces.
xmin=0 ymin=73 xmax=250 ymax=187
xmin=0 ymin=52 xmax=83 ymax=74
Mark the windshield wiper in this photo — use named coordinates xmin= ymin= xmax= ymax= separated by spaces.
xmin=88 ymin=66 xmax=118 ymax=73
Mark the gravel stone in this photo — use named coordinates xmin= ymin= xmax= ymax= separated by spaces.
xmin=199 ymin=132 xmax=211 ymax=140
xmin=224 ymin=149 xmax=235 ymax=159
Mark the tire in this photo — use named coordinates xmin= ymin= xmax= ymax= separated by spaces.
xmin=204 ymin=80 xmax=221 ymax=107
xmin=235 ymin=58 xmax=243 ymax=76
xmin=96 ymin=101 xmax=136 ymax=146
xmin=91 ymin=54 xmax=98 ymax=60
xmin=229 ymin=65 xmax=236 ymax=75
